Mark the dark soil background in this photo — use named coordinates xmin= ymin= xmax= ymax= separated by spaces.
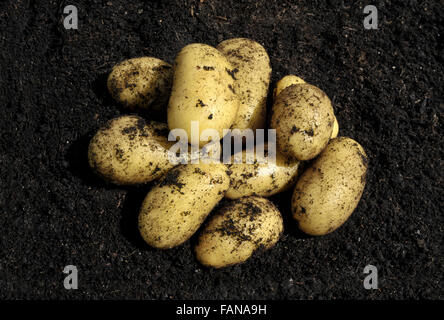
xmin=1 ymin=0 xmax=443 ymax=299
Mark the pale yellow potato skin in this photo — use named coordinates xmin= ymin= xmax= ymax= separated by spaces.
xmin=273 ymin=75 xmax=339 ymax=139
xmin=292 ymin=137 xmax=368 ymax=236
xmin=107 ymin=57 xmax=173 ymax=111
xmin=138 ymin=163 xmax=230 ymax=249
xmin=273 ymin=75 xmax=306 ymax=100
xmin=195 ymin=196 xmax=283 ymax=268
xmin=226 ymin=146 xmax=300 ymax=199
xmin=331 ymin=117 xmax=339 ymax=139
xmin=270 ymin=83 xmax=335 ymax=161
xmin=88 ymin=115 xmax=175 ymax=185
xmin=168 ymin=43 xmax=240 ymax=147
xmin=217 ymin=38 xmax=271 ymax=131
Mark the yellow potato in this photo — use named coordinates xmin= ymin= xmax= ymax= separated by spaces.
xmin=217 ymin=38 xmax=271 ymax=130
xmin=195 ymin=196 xmax=283 ymax=268
xmin=88 ymin=115 xmax=175 ymax=185
xmin=138 ymin=163 xmax=230 ymax=249
xmin=273 ymin=75 xmax=339 ymax=139
xmin=107 ymin=57 xmax=173 ymax=111
xmin=292 ymin=137 xmax=368 ymax=236
xmin=273 ymin=75 xmax=306 ymax=100
xmin=168 ymin=43 xmax=240 ymax=147
xmin=331 ymin=117 xmax=339 ymax=139
xmin=226 ymin=145 xmax=300 ymax=199
xmin=270 ymin=83 xmax=335 ymax=161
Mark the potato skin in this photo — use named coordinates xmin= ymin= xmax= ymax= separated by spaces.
xmin=138 ymin=163 xmax=229 ymax=249
xmin=168 ymin=43 xmax=240 ymax=147
xmin=273 ymin=76 xmax=339 ymax=139
xmin=331 ymin=117 xmax=339 ymax=139
xmin=107 ymin=57 xmax=173 ymax=111
xmin=273 ymin=75 xmax=306 ymax=100
xmin=226 ymin=147 xmax=300 ymax=199
xmin=271 ymin=83 xmax=335 ymax=161
xmin=195 ymin=196 xmax=283 ymax=268
xmin=217 ymin=38 xmax=271 ymax=130
xmin=292 ymin=137 xmax=368 ymax=236
xmin=88 ymin=115 xmax=175 ymax=185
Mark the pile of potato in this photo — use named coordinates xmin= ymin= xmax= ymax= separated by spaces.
xmin=88 ymin=38 xmax=368 ymax=268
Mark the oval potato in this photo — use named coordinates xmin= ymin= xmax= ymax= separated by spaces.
xmin=217 ymin=38 xmax=271 ymax=131
xmin=107 ymin=57 xmax=173 ymax=111
xmin=195 ymin=196 xmax=283 ymax=268
xmin=270 ymin=83 xmax=335 ymax=161
xmin=292 ymin=137 xmax=368 ymax=236
xmin=88 ymin=115 xmax=175 ymax=185
xmin=226 ymin=145 xmax=300 ymax=199
xmin=273 ymin=75 xmax=339 ymax=139
xmin=138 ymin=163 xmax=229 ymax=249
xmin=168 ymin=43 xmax=240 ymax=147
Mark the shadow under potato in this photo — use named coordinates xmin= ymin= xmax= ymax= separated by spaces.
xmin=270 ymin=189 xmax=312 ymax=240
xmin=92 ymin=72 xmax=115 ymax=107
xmin=119 ymin=184 xmax=156 ymax=251
xmin=65 ymin=130 xmax=111 ymax=188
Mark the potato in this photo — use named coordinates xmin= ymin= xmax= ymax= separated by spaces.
xmin=270 ymin=83 xmax=335 ymax=161
xmin=107 ymin=57 xmax=173 ymax=111
xmin=217 ymin=38 xmax=271 ymax=130
xmin=138 ymin=163 xmax=230 ymax=249
xmin=273 ymin=75 xmax=306 ymax=100
xmin=226 ymin=145 xmax=300 ymax=199
xmin=195 ymin=196 xmax=283 ymax=268
xmin=273 ymin=75 xmax=339 ymax=139
xmin=292 ymin=137 xmax=368 ymax=236
xmin=168 ymin=43 xmax=240 ymax=147
xmin=331 ymin=117 xmax=339 ymax=139
xmin=88 ymin=115 xmax=175 ymax=185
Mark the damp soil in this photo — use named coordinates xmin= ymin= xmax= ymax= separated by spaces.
xmin=0 ymin=0 xmax=443 ymax=299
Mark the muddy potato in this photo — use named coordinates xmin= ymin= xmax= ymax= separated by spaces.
xmin=217 ymin=38 xmax=271 ymax=130
xmin=226 ymin=145 xmax=300 ymax=199
xmin=138 ymin=163 xmax=230 ymax=249
xmin=168 ymin=43 xmax=240 ymax=147
xmin=88 ymin=115 xmax=175 ymax=185
xmin=270 ymin=83 xmax=335 ymax=161
xmin=273 ymin=75 xmax=339 ymax=139
xmin=273 ymin=75 xmax=306 ymax=100
xmin=195 ymin=196 xmax=283 ymax=268
xmin=292 ymin=137 xmax=368 ymax=236
xmin=107 ymin=57 xmax=173 ymax=111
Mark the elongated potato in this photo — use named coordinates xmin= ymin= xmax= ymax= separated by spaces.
xmin=195 ymin=196 xmax=283 ymax=268
xmin=168 ymin=43 xmax=240 ymax=147
xmin=292 ymin=137 xmax=368 ymax=236
xmin=226 ymin=145 xmax=300 ymax=199
xmin=138 ymin=163 xmax=229 ymax=249
xmin=88 ymin=115 xmax=175 ymax=185
xmin=273 ymin=75 xmax=339 ymax=139
xmin=107 ymin=57 xmax=173 ymax=111
xmin=217 ymin=38 xmax=271 ymax=130
xmin=270 ymin=83 xmax=335 ymax=161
